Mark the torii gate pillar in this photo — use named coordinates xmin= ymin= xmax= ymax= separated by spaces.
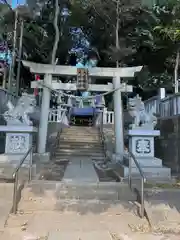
xmin=113 ymin=75 xmax=124 ymax=160
xmin=38 ymin=74 xmax=51 ymax=154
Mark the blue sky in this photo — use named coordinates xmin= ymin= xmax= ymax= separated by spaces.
xmin=12 ymin=0 xmax=26 ymax=8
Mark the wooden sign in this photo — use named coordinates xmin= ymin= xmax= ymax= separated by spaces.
xmin=76 ymin=68 xmax=89 ymax=90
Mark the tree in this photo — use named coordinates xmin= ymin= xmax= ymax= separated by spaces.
xmin=26 ymin=0 xmax=73 ymax=64
xmin=154 ymin=0 xmax=180 ymax=93
xmin=70 ymin=0 xmax=157 ymax=67
xmin=2 ymin=0 xmax=177 ymax=94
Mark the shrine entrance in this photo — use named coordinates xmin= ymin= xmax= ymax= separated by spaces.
xmin=23 ymin=60 xmax=142 ymax=161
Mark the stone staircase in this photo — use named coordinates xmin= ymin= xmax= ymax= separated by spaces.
xmin=19 ymin=180 xmax=137 ymax=210
xmin=0 ymin=126 xmax=151 ymax=239
xmin=0 ymin=126 xmax=179 ymax=239
xmin=55 ymin=126 xmax=104 ymax=161
xmin=2 ymin=180 xmax=180 ymax=239
xmin=1 ymin=179 xmax=148 ymax=239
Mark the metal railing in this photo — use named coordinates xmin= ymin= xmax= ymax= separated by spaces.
xmin=12 ymin=146 xmax=34 ymax=214
xmin=99 ymin=111 xmax=108 ymax=159
xmin=48 ymin=111 xmax=67 ymax=158
xmin=144 ymin=93 xmax=180 ymax=118
xmin=128 ymin=150 xmax=146 ymax=218
xmin=50 ymin=130 xmax=62 ymax=159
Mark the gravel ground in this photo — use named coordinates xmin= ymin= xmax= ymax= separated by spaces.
xmin=36 ymin=160 xmax=68 ymax=181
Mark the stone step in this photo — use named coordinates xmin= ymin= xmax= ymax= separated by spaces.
xmin=124 ymin=157 xmax=163 ymax=167
xmin=54 ymin=156 xmax=105 ymax=162
xmin=144 ymin=190 xmax=180 ymax=230
xmin=58 ymin=141 xmax=102 ymax=146
xmin=61 ymin=129 xmax=98 ymax=132
xmin=60 ymin=134 xmax=99 ymax=138
xmin=64 ymin=126 xmax=97 ymax=129
xmin=60 ymin=137 xmax=99 ymax=141
xmin=19 ymin=198 xmax=137 ymax=213
xmin=55 ymin=189 xmax=126 ymax=201
xmin=61 ymin=132 xmax=99 ymax=135
xmin=55 ymin=152 xmax=104 ymax=157
xmin=21 ymin=180 xmax=136 ymax=201
xmin=62 ymin=127 xmax=98 ymax=131
xmin=122 ymin=166 xmax=171 ymax=180
xmin=56 ymin=149 xmax=103 ymax=154
xmin=145 ymin=188 xmax=180 ymax=200
xmin=0 ymin=163 xmax=36 ymax=180
xmin=58 ymin=142 xmax=102 ymax=146
xmin=61 ymin=134 xmax=99 ymax=137
xmin=10 ymin=201 xmax=144 ymax=234
xmin=62 ymin=133 xmax=99 ymax=136
xmin=57 ymin=144 xmax=103 ymax=150
xmin=48 ymin=231 xmax=112 ymax=240
xmin=59 ymin=139 xmax=100 ymax=143
xmin=61 ymin=136 xmax=99 ymax=139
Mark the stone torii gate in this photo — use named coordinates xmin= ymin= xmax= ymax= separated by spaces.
xmin=23 ymin=61 xmax=142 ymax=161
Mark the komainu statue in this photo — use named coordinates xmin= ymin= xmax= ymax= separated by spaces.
xmin=127 ymin=94 xmax=157 ymax=129
xmin=3 ymin=93 xmax=37 ymax=126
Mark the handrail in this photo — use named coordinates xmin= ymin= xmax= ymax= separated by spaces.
xmin=50 ymin=130 xmax=62 ymax=158
xmin=12 ymin=145 xmax=34 ymax=214
xmin=49 ymin=111 xmax=66 ymax=158
xmin=127 ymin=149 xmax=146 ymax=218
xmin=98 ymin=111 xmax=145 ymax=217
xmin=98 ymin=110 xmax=107 ymax=159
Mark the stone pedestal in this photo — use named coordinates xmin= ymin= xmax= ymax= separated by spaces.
xmin=122 ymin=129 xmax=171 ymax=181
xmin=129 ymin=129 xmax=159 ymax=159
xmin=0 ymin=126 xmax=37 ymax=166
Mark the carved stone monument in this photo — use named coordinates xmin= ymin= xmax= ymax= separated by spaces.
xmin=0 ymin=93 xmax=37 ymax=165
xmin=123 ymin=95 xmax=171 ymax=180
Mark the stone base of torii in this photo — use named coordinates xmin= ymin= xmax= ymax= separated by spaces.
xmin=23 ymin=61 xmax=142 ymax=162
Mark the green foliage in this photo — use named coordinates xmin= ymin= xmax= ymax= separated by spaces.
xmin=70 ymin=0 xmax=158 ymax=68
xmin=1 ymin=0 xmax=180 ymax=92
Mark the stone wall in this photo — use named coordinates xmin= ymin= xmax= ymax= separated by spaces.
xmin=155 ymin=116 xmax=180 ymax=174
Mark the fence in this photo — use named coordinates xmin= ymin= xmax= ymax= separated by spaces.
xmin=103 ymin=110 xmax=114 ymax=124
xmin=48 ymin=109 xmax=64 ymax=122
xmin=48 ymin=108 xmax=115 ymax=124
xmin=144 ymin=93 xmax=180 ymax=118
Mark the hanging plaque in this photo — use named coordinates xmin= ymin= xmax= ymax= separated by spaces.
xmin=76 ymin=68 xmax=89 ymax=90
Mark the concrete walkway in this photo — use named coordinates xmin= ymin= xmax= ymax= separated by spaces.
xmin=47 ymin=231 xmax=180 ymax=240
xmin=63 ymin=157 xmax=99 ymax=182
xmin=1 ymin=228 xmax=180 ymax=239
